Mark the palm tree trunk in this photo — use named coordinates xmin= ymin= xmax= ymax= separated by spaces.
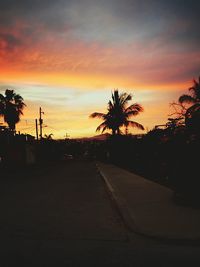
xmin=8 ymin=122 xmax=16 ymax=131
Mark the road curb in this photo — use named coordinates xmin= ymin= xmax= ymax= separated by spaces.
xmin=96 ymin=162 xmax=200 ymax=246
xmin=96 ymin=163 xmax=140 ymax=233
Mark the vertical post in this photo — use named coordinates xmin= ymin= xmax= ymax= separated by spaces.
xmin=125 ymin=126 xmax=128 ymax=135
xmin=39 ymin=107 xmax=44 ymax=140
xmin=35 ymin=119 xmax=38 ymax=140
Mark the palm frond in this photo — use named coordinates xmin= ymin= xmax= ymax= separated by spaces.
xmin=89 ymin=112 xmax=105 ymax=119
xmin=101 ymin=125 xmax=109 ymax=133
xmin=14 ymin=94 xmax=26 ymax=106
xmin=125 ymin=103 xmax=144 ymax=114
xmin=126 ymin=120 xmax=144 ymax=130
xmin=5 ymin=89 xmax=15 ymax=101
xmin=120 ymin=92 xmax=132 ymax=106
xmin=108 ymin=100 xmax=114 ymax=110
xmin=112 ymin=90 xmax=120 ymax=106
xmin=96 ymin=121 xmax=108 ymax=132
xmin=179 ymin=94 xmax=196 ymax=104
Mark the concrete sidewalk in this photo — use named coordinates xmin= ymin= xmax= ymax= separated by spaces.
xmin=97 ymin=162 xmax=200 ymax=243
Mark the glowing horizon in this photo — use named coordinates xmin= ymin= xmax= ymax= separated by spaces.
xmin=0 ymin=0 xmax=199 ymax=138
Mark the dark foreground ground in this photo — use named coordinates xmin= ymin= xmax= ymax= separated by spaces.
xmin=0 ymin=160 xmax=200 ymax=266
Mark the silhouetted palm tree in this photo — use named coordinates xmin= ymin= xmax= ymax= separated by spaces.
xmin=179 ymin=76 xmax=200 ymax=127
xmin=90 ymin=90 xmax=144 ymax=135
xmin=0 ymin=89 xmax=26 ymax=130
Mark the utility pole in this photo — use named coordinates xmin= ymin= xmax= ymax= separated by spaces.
xmin=39 ymin=107 xmax=44 ymax=140
xmin=35 ymin=119 xmax=39 ymax=140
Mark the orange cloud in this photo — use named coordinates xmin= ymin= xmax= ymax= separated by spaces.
xmin=1 ymin=20 xmax=199 ymax=91
xmin=0 ymin=16 xmax=199 ymax=138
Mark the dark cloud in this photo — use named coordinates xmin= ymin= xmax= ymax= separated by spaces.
xmin=0 ymin=0 xmax=199 ymax=32
xmin=0 ymin=0 xmax=68 ymax=30
xmin=156 ymin=0 xmax=200 ymax=48
xmin=108 ymin=0 xmax=200 ymax=46
xmin=0 ymin=0 xmax=199 ymax=47
xmin=0 ymin=0 xmax=63 ymax=14
xmin=0 ymin=33 xmax=21 ymax=51
xmin=0 ymin=0 xmax=199 ymax=83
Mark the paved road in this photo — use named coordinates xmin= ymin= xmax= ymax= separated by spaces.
xmin=0 ymin=161 xmax=200 ymax=266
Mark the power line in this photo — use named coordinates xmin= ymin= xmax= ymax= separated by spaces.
xmin=19 ymin=126 xmax=35 ymax=131
xmin=45 ymin=125 xmax=57 ymax=130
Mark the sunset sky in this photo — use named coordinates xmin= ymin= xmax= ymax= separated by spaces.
xmin=0 ymin=0 xmax=200 ymax=138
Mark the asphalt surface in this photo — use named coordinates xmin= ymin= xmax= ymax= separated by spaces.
xmin=0 ymin=160 xmax=200 ymax=266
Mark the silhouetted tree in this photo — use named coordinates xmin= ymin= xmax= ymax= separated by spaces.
xmin=90 ymin=89 xmax=144 ymax=135
xmin=165 ymin=117 xmax=184 ymax=134
xmin=0 ymin=89 xmax=26 ymax=130
xmin=178 ymin=75 xmax=200 ymax=131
